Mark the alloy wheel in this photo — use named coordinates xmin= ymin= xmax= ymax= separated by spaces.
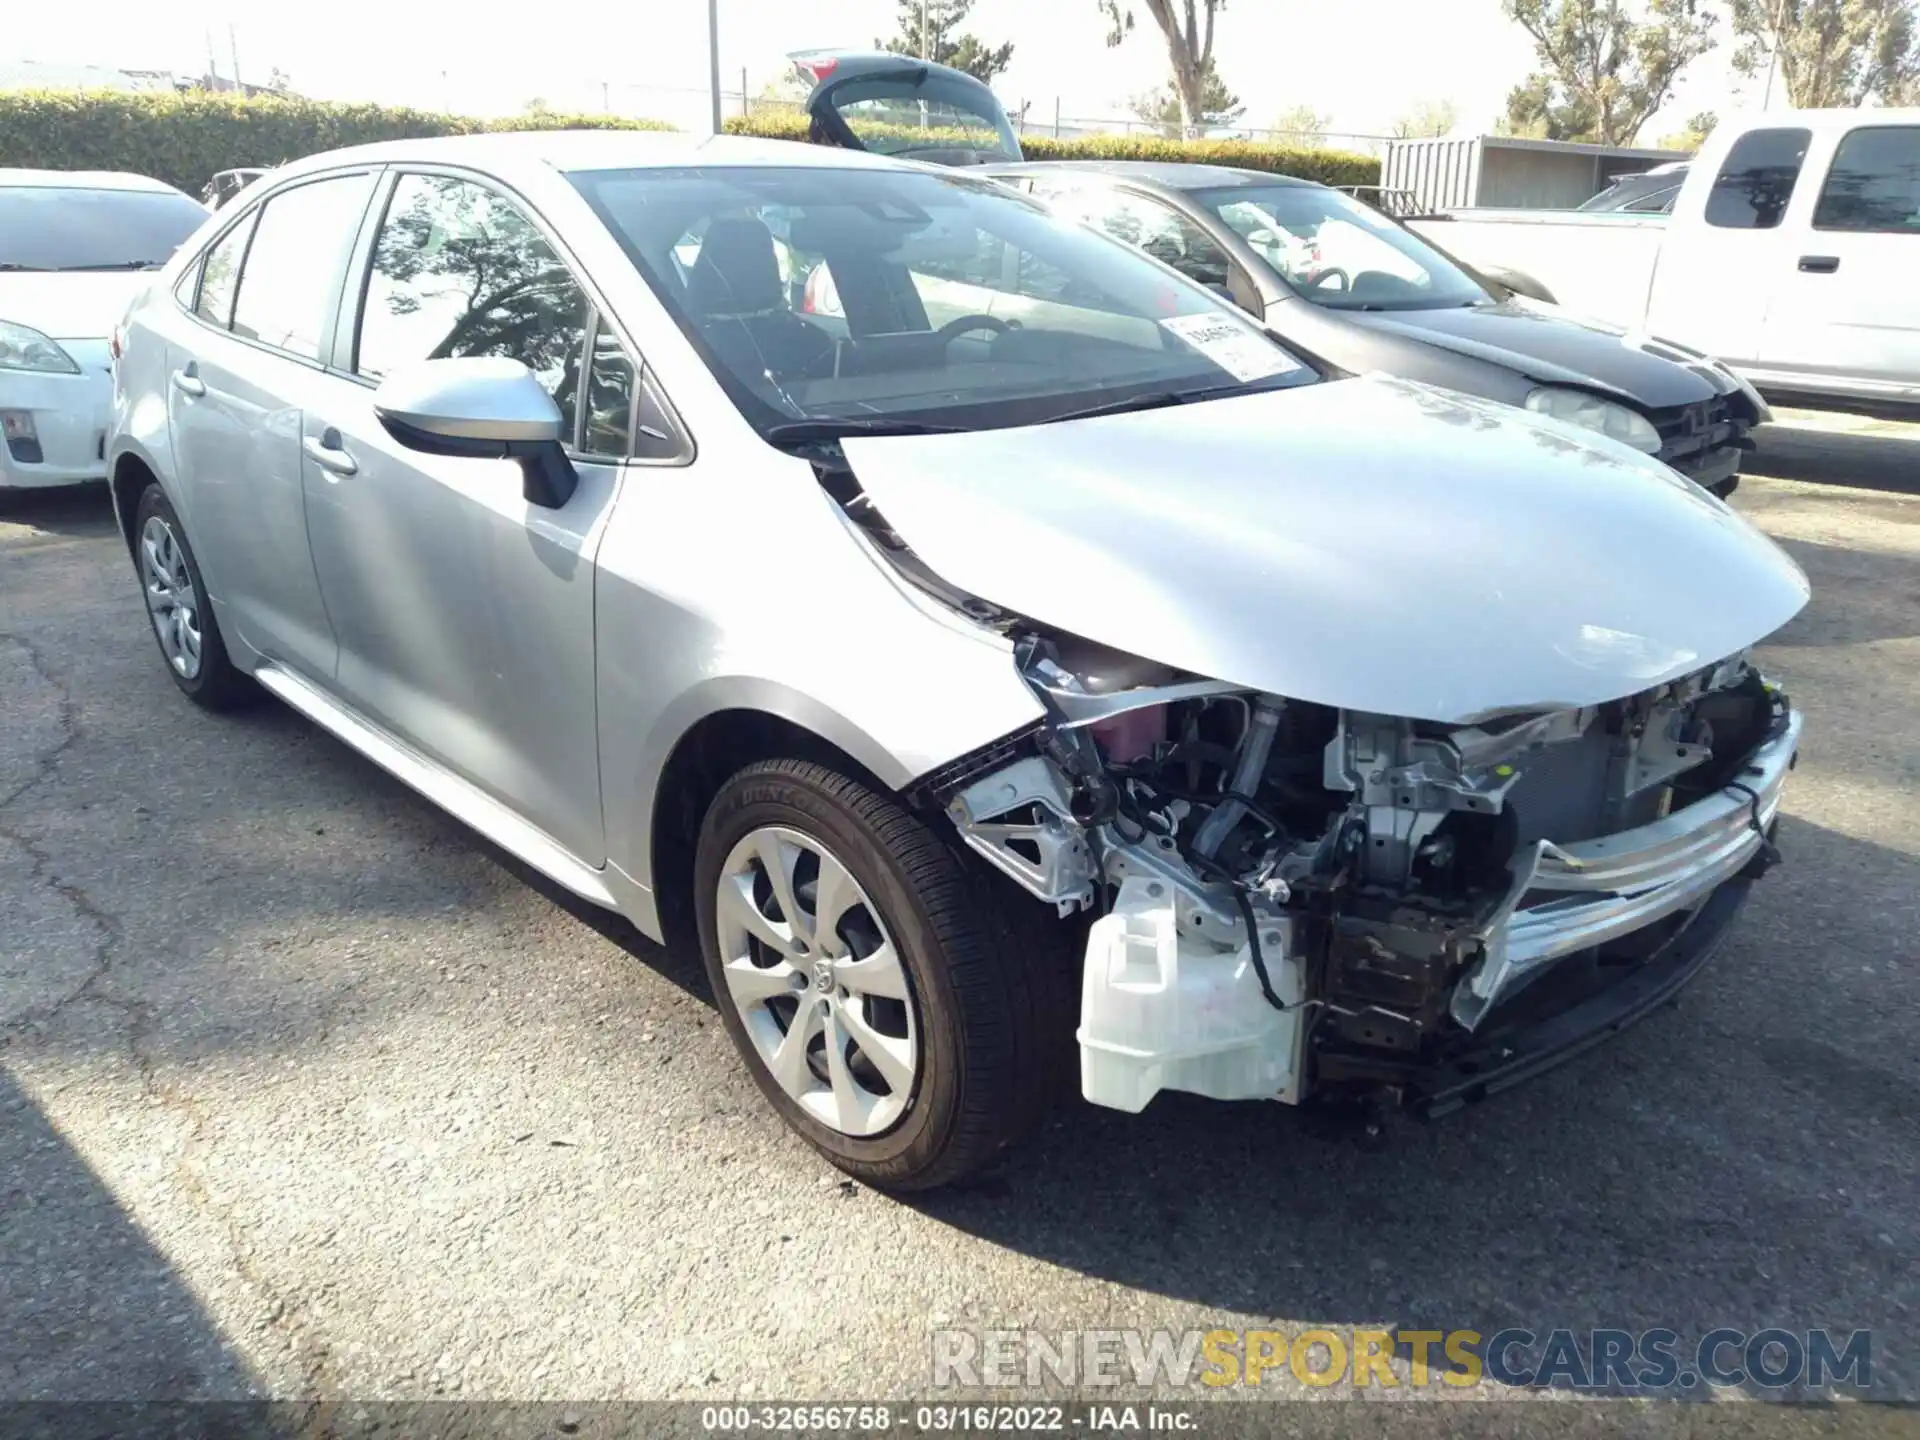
xmin=140 ymin=514 xmax=202 ymax=680
xmin=714 ymin=825 xmax=919 ymax=1137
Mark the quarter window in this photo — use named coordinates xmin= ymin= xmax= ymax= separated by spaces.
xmin=229 ymin=173 xmax=376 ymax=359
xmin=582 ymin=319 xmax=636 ymax=457
xmin=357 ymin=174 xmax=609 ymax=445
xmin=193 ymin=210 xmax=256 ymax=328
xmin=1705 ymin=128 xmax=1811 ymax=230
xmin=1813 ymin=126 xmax=1920 ymax=233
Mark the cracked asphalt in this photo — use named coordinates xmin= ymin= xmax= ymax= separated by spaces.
xmin=1 ymin=417 xmax=1915 ymax=1411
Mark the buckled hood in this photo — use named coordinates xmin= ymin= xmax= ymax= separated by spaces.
xmin=841 ymin=375 xmax=1809 ymax=723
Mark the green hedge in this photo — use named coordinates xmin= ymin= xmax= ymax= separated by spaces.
xmin=725 ymin=111 xmax=1380 ymax=188
xmin=0 ymin=91 xmax=675 ymax=195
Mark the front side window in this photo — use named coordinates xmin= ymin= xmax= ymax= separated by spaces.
xmin=569 ymin=164 xmax=1313 ymax=438
xmin=0 ymin=185 xmax=207 ymax=271
xmin=1196 ymin=182 xmax=1489 ymax=311
xmin=357 ymin=174 xmax=599 ymax=440
xmin=230 ymin=173 xmax=376 ymax=360
xmin=1705 ymin=128 xmax=1811 ymax=230
xmin=1813 ymin=126 xmax=1920 ymax=233
xmin=1045 ymin=188 xmax=1236 ymax=295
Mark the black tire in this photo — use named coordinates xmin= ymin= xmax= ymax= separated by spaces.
xmin=130 ymin=483 xmax=252 ymax=710
xmin=695 ymin=758 xmax=1065 ymax=1191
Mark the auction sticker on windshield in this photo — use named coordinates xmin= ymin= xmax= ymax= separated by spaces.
xmin=1159 ymin=313 xmax=1303 ymax=382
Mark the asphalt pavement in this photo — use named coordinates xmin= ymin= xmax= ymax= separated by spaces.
xmin=1 ymin=417 xmax=1915 ymax=1410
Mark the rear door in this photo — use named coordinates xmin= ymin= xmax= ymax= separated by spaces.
xmin=1755 ymin=123 xmax=1920 ymax=400
xmin=1646 ymin=125 xmax=1811 ymax=362
xmin=166 ymin=170 xmax=377 ymax=678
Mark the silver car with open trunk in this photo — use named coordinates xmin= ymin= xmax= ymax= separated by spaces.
xmin=108 ymin=131 xmax=1807 ymax=1189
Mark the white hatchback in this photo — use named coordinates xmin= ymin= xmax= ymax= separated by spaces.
xmin=0 ymin=169 xmax=207 ymax=490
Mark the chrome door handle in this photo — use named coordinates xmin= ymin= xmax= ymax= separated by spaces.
xmin=302 ymin=430 xmax=358 ymax=477
xmin=170 ymin=368 xmax=206 ymax=398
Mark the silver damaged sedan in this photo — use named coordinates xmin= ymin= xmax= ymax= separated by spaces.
xmin=109 ymin=133 xmax=1809 ymax=1189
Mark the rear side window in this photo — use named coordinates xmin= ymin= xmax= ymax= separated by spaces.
xmin=193 ymin=211 xmax=255 ymax=327
xmin=230 ymin=173 xmax=377 ymax=360
xmin=1814 ymin=126 xmax=1920 ymax=233
xmin=1705 ymin=128 xmax=1811 ymax=230
xmin=1054 ymin=188 xmax=1236 ymax=295
xmin=356 ymin=173 xmax=596 ymax=439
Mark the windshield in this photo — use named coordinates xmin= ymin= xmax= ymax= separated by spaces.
xmin=570 ymin=165 xmax=1315 ymax=437
xmin=1195 ymin=183 xmax=1490 ymax=311
xmin=822 ymin=73 xmax=1021 ymax=164
xmin=0 ymin=185 xmax=207 ymax=270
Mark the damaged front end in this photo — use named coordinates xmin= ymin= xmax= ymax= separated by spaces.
xmin=937 ymin=634 xmax=1799 ymax=1117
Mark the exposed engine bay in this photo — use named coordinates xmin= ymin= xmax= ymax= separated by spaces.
xmin=930 ymin=629 xmax=1798 ymax=1116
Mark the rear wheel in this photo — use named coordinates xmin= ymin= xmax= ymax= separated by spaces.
xmin=131 ymin=484 xmax=250 ymax=710
xmin=695 ymin=759 xmax=1060 ymax=1190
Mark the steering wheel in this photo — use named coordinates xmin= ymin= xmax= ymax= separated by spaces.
xmin=934 ymin=314 xmax=1014 ymax=346
xmin=1306 ymin=267 xmax=1351 ymax=292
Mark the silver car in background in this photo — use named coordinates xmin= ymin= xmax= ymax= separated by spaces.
xmin=110 ymin=133 xmax=1807 ymax=1190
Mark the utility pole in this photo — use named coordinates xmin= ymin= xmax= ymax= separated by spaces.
xmin=1762 ymin=47 xmax=1778 ymax=109
xmin=228 ymin=25 xmax=243 ymax=90
xmin=921 ymin=0 xmax=932 ymax=59
xmin=707 ymin=0 xmax=723 ymax=135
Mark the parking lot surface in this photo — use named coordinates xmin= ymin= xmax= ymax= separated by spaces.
xmin=2 ymin=418 xmax=1916 ymax=1405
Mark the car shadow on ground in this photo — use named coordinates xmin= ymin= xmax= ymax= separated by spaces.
xmin=1748 ymin=424 xmax=1920 ymax=496
xmin=0 ymin=1066 xmax=257 ymax=1399
xmin=906 ymin=811 xmax=1918 ymax=1397
xmin=0 ymin=485 xmax=119 ymax=540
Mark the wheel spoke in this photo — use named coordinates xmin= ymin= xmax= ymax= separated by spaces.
xmin=766 ymin=993 xmax=823 ymax=1099
xmin=839 ymin=999 xmax=914 ymax=1093
xmin=181 ymin=620 xmax=202 ymax=664
xmin=145 ymin=581 xmax=172 ymax=614
xmin=718 ymin=870 xmax=796 ymax=955
xmin=753 ymin=831 xmax=809 ymax=948
xmin=835 ymin=941 xmax=908 ymax=1001
xmin=721 ymin=955 xmax=798 ymax=1005
xmin=810 ymin=850 xmax=862 ymax=957
xmin=822 ymin=1008 xmax=869 ymax=1131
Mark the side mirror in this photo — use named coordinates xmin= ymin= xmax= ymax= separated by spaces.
xmin=373 ymin=357 xmax=579 ymax=509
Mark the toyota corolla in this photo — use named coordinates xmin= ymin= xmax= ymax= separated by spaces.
xmin=109 ymin=132 xmax=1807 ymax=1189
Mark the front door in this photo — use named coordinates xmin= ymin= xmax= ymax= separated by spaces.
xmin=299 ymin=171 xmax=635 ymax=864
xmin=1755 ymin=123 xmax=1920 ymax=399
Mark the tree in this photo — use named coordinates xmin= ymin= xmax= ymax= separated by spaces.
xmin=1501 ymin=0 xmax=1718 ymax=146
xmin=1098 ymin=0 xmax=1228 ymax=136
xmin=1391 ymin=98 xmax=1460 ymax=138
xmin=1270 ymin=104 xmax=1332 ymax=145
xmin=1128 ymin=61 xmax=1245 ymax=135
xmin=880 ymin=0 xmax=1015 ymax=83
xmin=1657 ymin=108 xmax=1717 ymax=149
xmin=1727 ymin=0 xmax=1919 ymax=107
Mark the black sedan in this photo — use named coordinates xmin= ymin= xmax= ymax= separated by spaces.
xmin=983 ymin=161 xmax=1763 ymax=496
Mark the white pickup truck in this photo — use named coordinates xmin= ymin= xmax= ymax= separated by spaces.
xmin=1409 ymin=109 xmax=1920 ymax=418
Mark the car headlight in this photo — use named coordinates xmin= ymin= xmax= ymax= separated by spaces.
xmin=1524 ymin=386 xmax=1661 ymax=454
xmin=0 ymin=320 xmax=81 ymax=375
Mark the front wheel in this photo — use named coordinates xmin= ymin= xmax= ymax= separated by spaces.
xmin=695 ymin=759 xmax=1060 ymax=1190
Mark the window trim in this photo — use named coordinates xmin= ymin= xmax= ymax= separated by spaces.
xmin=1811 ymin=124 xmax=1920 ymax=235
xmin=340 ymin=162 xmax=693 ymax=468
xmin=1703 ymin=126 xmax=1813 ymax=232
xmin=173 ymin=166 xmax=383 ymax=372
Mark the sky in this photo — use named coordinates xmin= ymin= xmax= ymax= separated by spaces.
xmin=9 ymin=0 xmax=1767 ymax=142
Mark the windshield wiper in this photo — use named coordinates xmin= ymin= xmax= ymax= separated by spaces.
xmin=0 ymin=262 xmax=50 ymax=271
xmin=763 ymin=418 xmax=970 ymax=446
xmin=56 ymin=260 xmax=167 ymax=271
xmin=1041 ymin=383 xmax=1251 ymax=427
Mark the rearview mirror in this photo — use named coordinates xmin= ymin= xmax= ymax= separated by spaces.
xmin=373 ymin=357 xmax=579 ymax=509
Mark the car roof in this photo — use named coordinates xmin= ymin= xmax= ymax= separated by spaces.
xmin=987 ymin=160 xmax=1322 ymax=192
xmin=271 ymin=129 xmax=911 ymax=182
xmin=0 ymin=168 xmax=185 ymax=193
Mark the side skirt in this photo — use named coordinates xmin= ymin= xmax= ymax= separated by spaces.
xmin=252 ymin=661 xmax=619 ymax=910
